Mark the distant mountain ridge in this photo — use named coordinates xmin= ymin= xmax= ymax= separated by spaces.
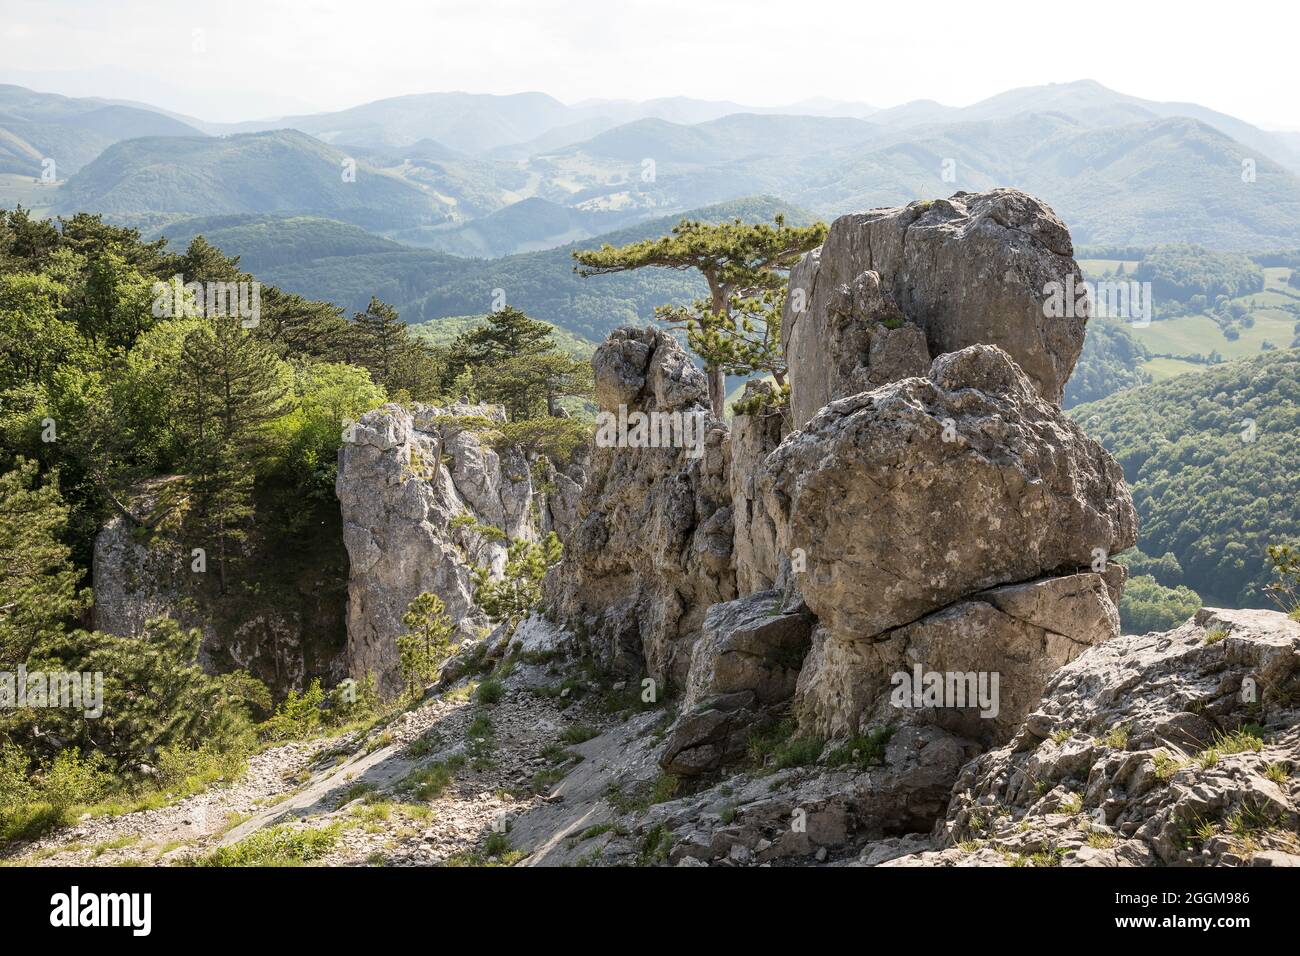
xmin=0 ymin=83 xmax=204 ymax=176
xmin=6 ymin=79 xmax=1300 ymax=255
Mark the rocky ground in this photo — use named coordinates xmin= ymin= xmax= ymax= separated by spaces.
xmin=6 ymin=605 xmax=1299 ymax=868
xmin=2 ymin=648 xmax=629 ymax=867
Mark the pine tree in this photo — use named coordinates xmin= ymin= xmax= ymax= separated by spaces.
xmin=175 ymin=316 xmax=291 ymax=592
xmin=350 ymin=297 xmax=408 ymax=385
xmin=574 ymin=216 xmax=827 ymax=415
xmin=395 ymin=592 xmax=455 ymax=697
xmin=451 ymin=309 xmax=591 ymax=420
xmin=474 ymin=533 xmax=563 ymax=631
xmin=0 ymin=459 xmax=89 ymax=668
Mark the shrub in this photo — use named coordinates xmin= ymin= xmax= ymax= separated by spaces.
xmin=261 ymin=679 xmax=326 ymax=741
xmin=199 ymin=823 xmax=341 ymax=866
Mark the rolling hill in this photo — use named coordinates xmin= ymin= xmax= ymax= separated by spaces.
xmin=0 ymin=83 xmax=205 ymax=176
xmin=1071 ymin=348 xmax=1300 ymax=608
xmin=57 ymin=129 xmax=451 ymax=231
xmin=163 ymin=196 xmax=814 ymax=342
xmin=42 ymin=104 xmax=1300 ymax=255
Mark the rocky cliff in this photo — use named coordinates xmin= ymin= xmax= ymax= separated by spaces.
xmin=335 ymin=402 xmax=582 ymax=694
xmin=74 ymin=188 xmax=1298 ymax=869
xmin=92 ymin=477 xmax=349 ymax=695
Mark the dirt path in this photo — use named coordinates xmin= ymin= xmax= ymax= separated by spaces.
xmin=5 ymin=666 xmax=613 ymax=867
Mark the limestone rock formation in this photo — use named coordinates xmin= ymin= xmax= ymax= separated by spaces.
xmin=882 ymin=608 xmax=1300 ymax=867
xmin=728 ymin=380 xmax=788 ymax=596
xmin=552 ymin=326 xmax=735 ymax=685
xmin=795 ymin=569 xmax=1124 ymax=746
xmin=761 ymin=344 xmax=1137 ymax=644
xmin=784 ymin=188 xmax=1087 ymax=426
xmin=660 ymin=589 xmax=814 ymax=777
xmin=336 ymin=402 xmax=534 ymax=693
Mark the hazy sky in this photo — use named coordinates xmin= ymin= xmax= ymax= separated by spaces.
xmin=2 ymin=0 xmax=1296 ymax=127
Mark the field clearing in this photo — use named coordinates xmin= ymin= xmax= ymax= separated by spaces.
xmin=0 ymin=174 xmax=61 ymax=215
xmin=1133 ymin=310 xmax=1296 ymax=358
xmin=1263 ymin=266 xmax=1297 ymax=290
xmin=1141 ymin=357 xmax=1206 ymax=381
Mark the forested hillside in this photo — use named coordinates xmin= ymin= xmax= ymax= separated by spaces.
xmin=173 ymin=196 xmax=811 ymax=342
xmin=59 ymin=130 xmax=451 ymax=231
xmin=1071 ymin=348 xmax=1300 ymax=613
xmin=0 ymin=206 xmax=597 ymax=841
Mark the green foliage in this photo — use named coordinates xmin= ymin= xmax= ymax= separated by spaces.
xmin=1064 ymin=319 xmax=1152 ymax=408
xmin=20 ymin=618 xmax=267 ymax=764
xmin=1072 ymin=349 xmax=1300 ymax=605
xmin=493 ymin=417 xmax=592 ymax=462
xmin=1119 ymin=575 xmax=1203 ymax=634
xmin=446 ymin=306 xmax=594 ymax=420
xmin=746 ymin=718 xmax=825 ymax=770
xmin=269 ymin=360 xmax=385 ymax=500
xmin=175 ymin=315 xmax=294 ymax=590
xmin=474 ymin=677 xmax=504 ymax=705
xmin=0 ymin=458 xmax=90 ymax=667
xmin=348 ymin=296 xmax=445 ymax=401
xmin=0 ymin=745 xmax=112 ymax=842
xmin=825 ymin=726 xmax=894 ymax=769
xmin=1134 ymin=245 xmax=1266 ymax=302
xmin=395 ymin=592 xmax=456 ymax=698
xmin=473 ymin=533 xmax=563 ymax=630
xmin=199 ymin=821 xmax=342 ymax=867
xmin=1115 ymin=547 xmax=1185 ymax=587
xmin=731 ymin=381 xmax=789 ymax=417
xmin=261 ymin=678 xmax=326 ymax=742
xmin=575 ymin=214 xmax=826 ymax=411
xmin=1264 ymin=543 xmax=1300 ymax=618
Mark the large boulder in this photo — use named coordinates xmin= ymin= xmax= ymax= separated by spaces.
xmin=659 ymin=590 xmax=815 ymax=778
xmin=551 ymin=326 xmax=735 ymax=685
xmin=683 ymin=590 xmax=815 ymax=711
xmin=795 ymin=569 xmax=1124 ymax=745
xmin=336 ymin=402 xmax=533 ymax=694
xmin=784 ymin=189 xmax=1087 ymax=427
xmin=761 ymin=344 xmax=1137 ymax=643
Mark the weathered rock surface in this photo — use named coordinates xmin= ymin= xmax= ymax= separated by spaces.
xmin=553 ymin=326 xmax=735 ymax=685
xmin=728 ymin=380 xmax=788 ymax=596
xmin=883 ymin=608 xmax=1300 ymax=867
xmin=785 ymin=189 xmax=1087 ymax=426
xmin=795 ymin=569 xmax=1124 ymax=746
xmin=659 ymin=590 xmax=815 ymax=777
xmin=683 ymin=590 xmax=815 ymax=712
xmin=337 ymin=402 xmax=534 ymax=693
xmin=762 ymin=344 xmax=1136 ymax=644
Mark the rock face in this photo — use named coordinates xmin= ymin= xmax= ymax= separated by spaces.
xmin=762 ymin=344 xmax=1136 ymax=644
xmin=795 ymin=569 xmax=1124 ymax=746
xmin=784 ymin=189 xmax=1087 ymax=427
xmin=336 ymin=402 xmax=535 ymax=694
xmin=728 ymin=380 xmax=788 ymax=596
xmin=895 ymin=608 xmax=1300 ymax=867
xmin=660 ymin=590 xmax=815 ymax=777
xmin=553 ymin=326 xmax=735 ymax=685
xmin=92 ymin=478 xmax=349 ymax=695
